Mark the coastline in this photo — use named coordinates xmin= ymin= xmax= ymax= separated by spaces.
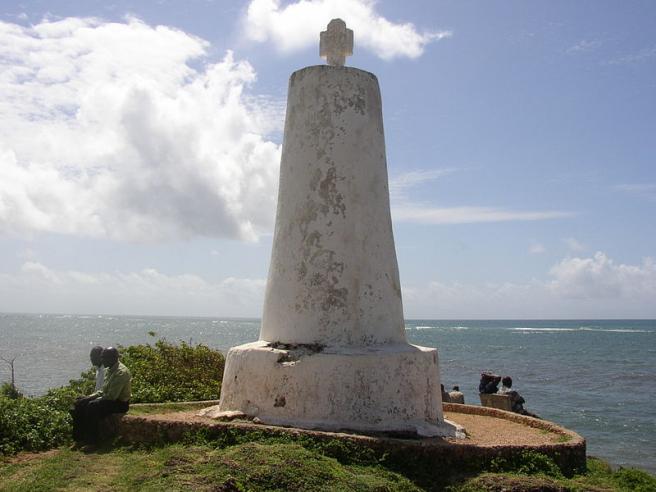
xmin=2 ymin=315 xmax=655 ymax=473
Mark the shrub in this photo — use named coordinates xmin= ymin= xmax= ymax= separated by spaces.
xmin=119 ymin=339 xmax=225 ymax=403
xmin=0 ymin=394 xmax=71 ymax=455
xmin=488 ymin=450 xmax=563 ymax=478
xmin=42 ymin=385 xmax=81 ymax=413
xmin=0 ymin=382 xmax=22 ymax=399
xmin=65 ymin=368 xmax=97 ymax=397
xmin=613 ymin=467 xmax=656 ymax=491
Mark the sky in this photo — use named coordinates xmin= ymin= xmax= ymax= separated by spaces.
xmin=0 ymin=0 xmax=655 ymax=318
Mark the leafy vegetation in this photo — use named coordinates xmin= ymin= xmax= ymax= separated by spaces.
xmin=487 ymin=450 xmax=564 ymax=478
xmin=119 ymin=340 xmax=224 ymax=403
xmin=0 ymin=389 xmax=72 ymax=455
xmin=0 ymin=383 xmax=21 ymax=400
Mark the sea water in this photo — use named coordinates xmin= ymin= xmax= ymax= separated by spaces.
xmin=1 ymin=314 xmax=654 ymax=473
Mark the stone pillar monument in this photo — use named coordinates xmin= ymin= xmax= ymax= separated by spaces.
xmin=203 ymin=19 xmax=462 ymax=438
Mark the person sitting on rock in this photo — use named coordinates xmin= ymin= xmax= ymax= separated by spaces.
xmin=72 ymin=347 xmax=131 ymax=447
xmin=479 ymin=372 xmax=501 ymax=394
xmin=71 ymin=346 xmax=104 ymax=443
xmin=441 ymin=384 xmax=452 ymax=403
xmin=91 ymin=345 xmax=105 ymax=391
xmin=448 ymin=385 xmax=465 ymax=404
xmin=499 ymin=376 xmax=539 ymax=418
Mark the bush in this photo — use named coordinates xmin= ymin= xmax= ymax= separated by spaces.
xmin=0 ymin=394 xmax=72 ymax=455
xmin=613 ymin=467 xmax=656 ymax=491
xmin=64 ymin=368 xmax=97 ymax=397
xmin=488 ymin=450 xmax=563 ymax=477
xmin=0 ymin=382 xmax=22 ymax=399
xmin=119 ymin=340 xmax=225 ymax=403
xmin=42 ymin=386 xmax=81 ymax=413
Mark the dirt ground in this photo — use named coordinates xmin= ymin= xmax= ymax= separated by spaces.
xmin=443 ymin=411 xmax=566 ymax=446
xmin=131 ymin=407 xmax=569 ymax=447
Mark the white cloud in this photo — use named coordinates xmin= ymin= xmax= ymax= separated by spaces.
xmin=0 ymin=261 xmax=266 ymax=317
xmin=529 ymin=242 xmax=546 ymax=254
xmin=604 ymin=46 xmax=656 ymax=65
xmin=388 ymin=168 xmax=572 ymax=225
xmin=2 ymin=251 xmax=654 ymax=317
xmin=615 ymin=183 xmax=656 ymax=201
xmin=388 ymin=168 xmax=455 ymax=200
xmin=403 ymin=279 xmax=549 ymax=319
xmin=0 ymin=17 xmax=283 ymax=242
xmin=566 ymin=39 xmax=601 ymax=54
xmin=392 ymin=205 xmax=572 ymax=225
xmin=563 ymin=237 xmax=585 ymax=252
xmin=403 ymin=252 xmax=656 ymax=318
xmin=548 ymin=252 xmax=656 ymax=301
xmin=244 ymin=0 xmax=451 ymax=60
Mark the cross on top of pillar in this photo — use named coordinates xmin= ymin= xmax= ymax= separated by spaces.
xmin=320 ymin=19 xmax=353 ymax=67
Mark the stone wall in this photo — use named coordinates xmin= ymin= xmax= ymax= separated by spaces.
xmin=105 ymin=403 xmax=586 ymax=477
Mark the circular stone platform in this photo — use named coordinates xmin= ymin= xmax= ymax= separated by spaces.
xmin=112 ymin=402 xmax=586 ymax=477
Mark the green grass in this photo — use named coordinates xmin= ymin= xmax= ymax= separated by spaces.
xmin=447 ymin=457 xmax=656 ymax=492
xmin=0 ymin=443 xmax=420 ymax=491
xmin=1 ymin=445 xmax=654 ymax=492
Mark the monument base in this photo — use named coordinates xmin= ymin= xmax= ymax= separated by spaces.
xmin=200 ymin=341 xmax=464 ymax=438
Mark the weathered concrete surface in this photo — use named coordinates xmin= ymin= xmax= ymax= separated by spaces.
xmin=204 ymin=341 xmax=459 ymax=437
xmin=262 ymin=65 xmax=404 ymax=347
xmin=216 ymin=65 xmax=455 ymax=437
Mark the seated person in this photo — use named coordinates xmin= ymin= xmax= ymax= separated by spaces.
xmin=71 ymin=346 xmax=104 ymax=442
xmin=441 ymin=384 xmax=452 ymax=403
xmin=72 ymin=347 xmax=132 ymax=446
xmin=479 ymin=372 xmax=501 ymax=394
xmin=91 ymin=346 xmax=105 ymax=391
xmin=448 ymin=385 xmax=465 ymax=404
xmin=499 ymin=376 xmax=539 ymax=418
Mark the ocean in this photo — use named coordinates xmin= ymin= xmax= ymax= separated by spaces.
xmin=1 ymin=314 xmax=654 ymax=473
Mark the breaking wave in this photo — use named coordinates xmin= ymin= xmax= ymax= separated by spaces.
xmin=511 ymin=327 xmax=648 ymax=333
xmin=409 ymin=325 xmax=470 ymax=330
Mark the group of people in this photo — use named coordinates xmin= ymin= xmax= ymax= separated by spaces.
xmin=440 ymin=374 xmax=538 ymax=418
xmin=479 ymin=372 xmax=539 ymax=418
xmin=70 ymin=346 xmax=132 ymax=449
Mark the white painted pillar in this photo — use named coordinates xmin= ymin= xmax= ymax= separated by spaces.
xmin=202 ymin=20 xmax=462 ymax=438
xmin=261 ymin=65 xmax=406 ymax=347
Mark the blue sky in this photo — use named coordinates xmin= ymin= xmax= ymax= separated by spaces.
xmin=0 ymin=0 xmax=654 ymax=318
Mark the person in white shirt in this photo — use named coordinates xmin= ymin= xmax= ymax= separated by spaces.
xmin=499 ymin=376 xmax=539 ymax=418
xmin=90 ymin=346 xmax=105 ymax=391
